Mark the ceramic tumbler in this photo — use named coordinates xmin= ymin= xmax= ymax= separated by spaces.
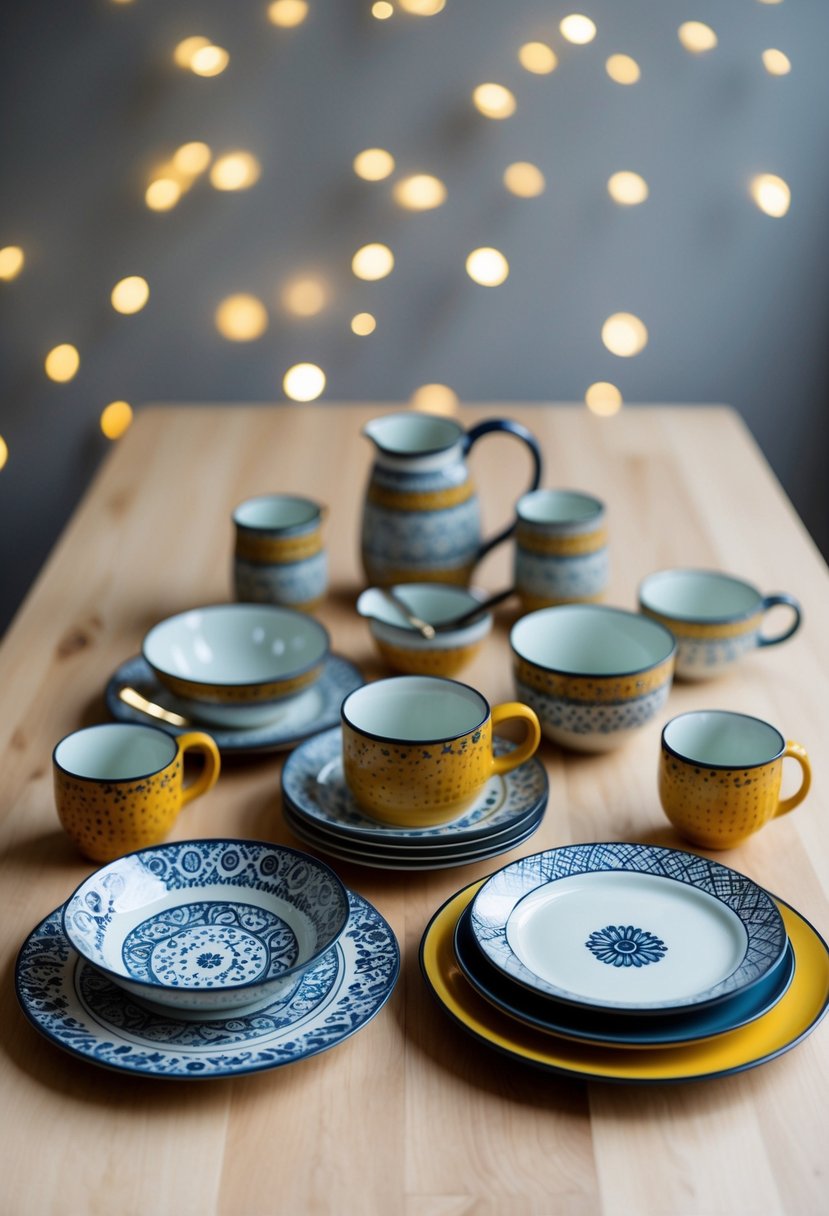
xmin=659 ymin=710 xmax=811 ymax=849
xmin=53 ymin=722 xmax=221 ymax=861
xmin=514 ymin=489 xmax=608 ymax=611
xmin=233 ymin=494 xmax=328 ymax=612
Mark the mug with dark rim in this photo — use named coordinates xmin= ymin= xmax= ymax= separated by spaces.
xmin=514 ymin=488 xmax=609 ymax=610
xmin=233 ymin=493 xmax=328 ymax=612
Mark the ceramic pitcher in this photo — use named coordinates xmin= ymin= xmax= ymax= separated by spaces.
xmin=360 ymin=412 xmax=543 ymax=586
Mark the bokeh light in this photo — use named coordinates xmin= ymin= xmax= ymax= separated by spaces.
xmin=751 ymin=174 xmax=791 ymax=217
xmin=189 ymin=45 xmax=229 ymax=77
xmin=605 ymin=54 xmax=640 ymax=84
xmin=472 ymin=83 xmax=516 ymax=119
xmin=503 ymin=162 xmax=546 ymax=198
xmin=0 ymin=246 xmax=25 ymax=281
xmin=351 ymin=312 xmax=377 ymax=336
xmin=0 ymin=435 xmax=7 ymax=470
xmin=100 ymin=401 xmax=134 ymax=440
xmin=518 ymin=42 xmax=558 ymax=74
xmin=111 ymin=276 xmax=149 ymax=315
xmin=173 ymin=36 xmax=210 ymax=68
xmin=172 ymin=141 xmax=212 ymax=176
xmin=353 ymin=148 xmax=395 ymax=181
xmin=352 ymin=243 xmax=394 ymax=281
xmin=281 ymin=277 xmax=329 ymax=317
xmin=607 ymin=171 xmax=649 ymax=206
xmin=215 ymin=294 xmax=269 ymax=341
xmin=210 ymin=152 xmax=261 ymax=191
xmin=410 ymin=384 xmax=459 ymax=415
xmin=585 ymin=382 xmax=623 ymax=417
xmin=560 ymin=15 xmax=597 ymax=45
xmin=763 ymin=49 xmax=791 ymax=76
xmin=601 ymin=313 xmax=648 ymax=357
xmin=283 ymin=363 xmax=326 ymax=402
xmin=267 ymin=1 xmax=309 ymax=27
xmin=372 ymin=2 xmax=394 ymax=17
xmin=45 ymin=344 xmax=80 ymax=383
xmin=678 ymin=22 xmax=718 ymax=53
xmin=392 ymin=174 xmax=446 ymax=210
xmin=465 ymin=248 xmax=509 ymax=287
xmin=145 ymin=178 xmax=182 ymax=211
xmin=399 ymin=0 xmax=445 ymax=14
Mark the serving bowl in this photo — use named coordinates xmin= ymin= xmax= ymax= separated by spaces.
xmin=62 ymin=839 xmax=351 ymax=1012
xmin=356 ymin=584 xmax=493 ymax=676
xmin=142 ymin=604 xmax=329 ymax=726
xmin=510 ymin=604 xmax=676 ymax=751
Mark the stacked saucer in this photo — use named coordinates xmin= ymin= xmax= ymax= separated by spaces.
xmin=280 ymin=727 xmax=548 ymax=871
xmin=420 ymin=842 xmax=829 ymax=1082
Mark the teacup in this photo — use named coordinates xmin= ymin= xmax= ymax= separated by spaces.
xmin=53 ymin=722 xmax=221 ymax=861
xmin=659 ymin=710 xmax=811 ymax=849
xmin=233 ymin=494 xmax=328 ymax=611
xmin=356 ymin=584 xmax=493 ymax=676
xmin=514 ymin=489 xmax=608 ymax=610
xmin=340 ymin=675 xmax=541 ymax=827
xmin=638 ymin=568 xmax=801 ymax=680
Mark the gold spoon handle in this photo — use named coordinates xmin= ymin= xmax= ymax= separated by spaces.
xmin=118 ymin=686 xmax=190 ymax=727
xmin=380 ymin=589 xmax=436 ymax=639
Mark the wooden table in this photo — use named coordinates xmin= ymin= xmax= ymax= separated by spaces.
xmin=1 ymin=404 xmax=827 ymax=1216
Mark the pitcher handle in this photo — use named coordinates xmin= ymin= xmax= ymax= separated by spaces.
xmin=464 ymin=419 xmax=543 ymax=560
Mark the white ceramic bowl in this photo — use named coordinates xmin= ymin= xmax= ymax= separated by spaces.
xmin=62 ymin=839 xmax=350 ymax=1012
xmin=143 ymin=604 xmax=329 ymax=726
xmin=510 ymin=604 xmax=676 ymax=751
xmin=356 ymin=584 xmax=492 ymax=677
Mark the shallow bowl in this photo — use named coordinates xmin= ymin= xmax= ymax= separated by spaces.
xmin=357 ymin=584 xmax=492 ymax=677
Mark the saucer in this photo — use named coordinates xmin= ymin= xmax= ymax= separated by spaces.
xmin=15 ymin=890 xmax=399 ymax=1078
xmin=106 ymin=654 xmax=363 ymax=754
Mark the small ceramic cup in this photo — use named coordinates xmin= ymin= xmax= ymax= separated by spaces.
xmin=639 ymin=568 xmax=802 ymax=680
xmin=514 ymin=489 xmax=608 ymax=611
xmin=356 ymin=584 xmax=493 ymax=676
xmin=340 ymin=675 xmax=541 ymax=827
xmin=659 ymin=710 xmax=811 ymax=850
xmin=53 ymin=722 xmax=221 ymax=862
xmin=233 ymin=494 xmax=328 ymax=612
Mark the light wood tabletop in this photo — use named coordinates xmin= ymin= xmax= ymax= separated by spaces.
xmin=1 ymin=404 xmax=828 ymax=1216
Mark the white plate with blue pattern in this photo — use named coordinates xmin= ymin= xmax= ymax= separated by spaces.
xmin=15 ymin=890 xmax=398 ymax=1079
xmin=469 ymin=843 xmax=788 ymax=1015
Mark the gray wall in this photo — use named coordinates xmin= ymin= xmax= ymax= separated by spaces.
xmin=2 ymin=0 xmax=828 ymax=633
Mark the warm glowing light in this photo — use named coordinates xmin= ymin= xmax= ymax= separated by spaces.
xmin=173 ymin=36 xmax=210 ymax=68
xmin=756 ymin=0 xmax=783 ymax=5
xmin=173 ymin=141 xmax=212 ymax=176
xmin=215 ymin=294 xmax=269 ymax=341
xmin=0 ymin=436 xmax=7 ymax=470
xmin=601 ymin=313 xmax=648 ymax=358
xmin=518 ymin=42 xmax=558 ymax=74
xmin=410 ymin=384 xmax=459 ymax=415
xmin=267 ymin=0 xmax=309 ymax=26
xmin=372 ymin=1 xmax=394 ymax=17
xmin=678 ymin=22 xmax=718 ymax=53
xmin=145 ymin=178 xmax=182 ymax=211
xmin=283 ymin=363 xmax=326 ymax=402
xmin=45 ymin=344 xmax=80 ymax=383
xmin=0 ymin=246 xmax=24 ymax=281
xmin=210 ymin=152 xmax=261 ymax=191
xmin=352 ymin=243 xmax=394 ymax=281
xmin=472 ymin=83 xmax=517 ymax=120
xmin=392 ymin=174 xmax=446 ymax=210
xmin=763 ymin=49 xmax=791 ymax=76
xmin=503 ymin=162 xmax=546 ymax=198
xmin=351 ymin=312 xmax=377 ymax=336
xmin=399 ymin=0 xmax=445 ymax=13
xmin=281 ymin=277 xmax=329 ymax=317
xmin=560 ymin=15 xmax=597 ymax=45
xmin=465 ymin=248 xmax=509 ymax=287
xmin=606 ymin=54 xmax=641 ymax=84
xmin=751 ymin=174 xmax=791 ymax=218
xmin=189 ymin=45 xmax=229 ymax=77
xmin=585 ymin=382 xmax=623 ymax=417
xmin=607 ymin=171 xmax=649 ymax=206
xmin=353 ymin=148 xmax=395 ymax=181
xmin=111 ymin=276 xmax=149 ymax=315
xmin=100 ymin=401 xmax=134 ymax=440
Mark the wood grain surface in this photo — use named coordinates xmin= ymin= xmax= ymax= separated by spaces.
xmin=1 ymin=404 xmax=827 ymax=1216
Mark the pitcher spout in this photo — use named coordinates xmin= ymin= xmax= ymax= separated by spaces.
xmin=363 ymin=411 xmax=464 ymax=460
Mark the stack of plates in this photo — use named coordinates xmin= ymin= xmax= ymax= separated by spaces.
xmin=420 ymin=842 xmax=829 ymax=1083
xmin=280 ymin=727 xmax=549 ymax=870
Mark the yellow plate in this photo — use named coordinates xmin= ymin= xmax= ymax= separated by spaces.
xmin=419 ymin=881 xmax=829 ymax=1083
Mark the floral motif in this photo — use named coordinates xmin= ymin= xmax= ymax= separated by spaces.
xmin=197 ymin=953 xmax=223 ymax=970
xmin=585 ymin=924 xmax=668 ymax=968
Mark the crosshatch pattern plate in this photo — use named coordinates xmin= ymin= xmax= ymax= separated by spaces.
xmin=15 ymin=891 xmax=398 ymax=1079
xmin=470 ymin=844 xmax=787 ymax=1013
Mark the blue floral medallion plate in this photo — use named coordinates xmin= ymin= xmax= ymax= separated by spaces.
xmin=105 ymin=654 xmax=364 ymax=754
xmin=469 ymin=843 xmax=788 ymax=1014
xmin=15 ymin=891 xmax=398 ymax=1079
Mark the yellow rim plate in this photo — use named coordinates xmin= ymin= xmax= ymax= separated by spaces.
xmin=419 ymin=881 xmax=829 ymax=1083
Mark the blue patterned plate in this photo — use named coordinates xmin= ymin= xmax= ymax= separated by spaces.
xmin=469 ymin=843 xmax=788 ymax=1014
xmin=105 ymin=654 xmax=363 ymax=754
xmin=15 ymin=891 xmax=398 ymax=1079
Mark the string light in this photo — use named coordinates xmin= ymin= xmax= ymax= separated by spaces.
xmin=45 ymin=344 xmax=80 ymax=383
xmin=173 ymin=37 xmax=210 ymax=68
xmin=351 ymin=312 xmax=376 ymax=335
xmin=145 ymin=178 xmax=182 ymax=211
xmin=503 ymin=163 xmax=545 ymax=198
xmin=111 ymin=276 xmax=149 ymax=315
xmin=560 ymin=15 xmax=597 ymax=45
xmin=352 ymin=243 xmax=394 ymax=280
xmin=601 ymin=313 xmax=648 ymax=357
xmin=215 ymin=294 xmax=269 ymax=340
xmin=518 ymin=42 xmax=558 ymax=74
xmin=210 ymin=152 xmax=261 ymax=191
xmin=465 ymin=248 xmax=509 ymax=287
xmin=605 ymin=54 xmax=640 ymax=84
xmin=281 ymin=277 xmax=329 ymax=316
xmin=756 ymin=0 xmax=783 ymax=5
xmin=678 ymin=23 xmax=717 ymax=53
xmin=399 ymin=0 xmax=445 ymax=14
xmin=100 ymin=401 xmax=133 ymax=440
xmin=392 ymin=174 xmax=446 ymax=210
xmin=410 ymin=384 xmax=459 ymax=414
xmin=762 ymin=49 xmax=791 ymax=76
xmin=283 ymin=363 xmax=326 ymax=401
xmin=472 ymin=83 xmax=516 ymax=119
xmin=607 ymin=172 xmax=648 ymax=206
xmin=585 ymin=382 xmax=622 ymax=416
xmin=353 ymin=148 xmax=395 ymax=181
xmin=751 ymin=175 xmax=791 ymax=217
xmin=172 ymin=142 xmax=212 ymax=176
xmin=267 ymin=1 xmax=309 ymax=27
xmin=372 ymin=2 xmax=394 ymax=17
xmin=189 ymin=45 xmax=229 ymax=77
xmin=0 ymin=435 xmax=7 ymax=470
xmin=0 ymin=246 xmax=25 ymax=281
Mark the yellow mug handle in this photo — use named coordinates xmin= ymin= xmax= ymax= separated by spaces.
xmin=775 ymin=740 xmax=811 ymax=818
xmin=490 ymin=703 xmax=542 ymax=775
xmin=177 ymin=731 xmax=222 ymax=807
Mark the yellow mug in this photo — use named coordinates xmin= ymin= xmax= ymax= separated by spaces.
xmin=53 ymin=723 xmax=221 ymax=862
xmin=341 ymin=675 xmax=541 ymax=827
xmin=659 ymin=710 xmax=811 ymax=849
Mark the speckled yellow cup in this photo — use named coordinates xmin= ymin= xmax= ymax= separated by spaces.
xmin=53 ymin=723 xmax=221 ymax=862
xmin=659 ymin=711 xmax=811 ymax=850
xmin=341 ymin=676 xmax=541 ymax=827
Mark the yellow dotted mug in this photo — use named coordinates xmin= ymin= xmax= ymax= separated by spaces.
xmin=53 ymin=723 xmax=221 ymax=862
xmin=659 ymin=710 xmax=811 ymax=850
xmin=341 ymin=675 xmax=541 ymax=828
